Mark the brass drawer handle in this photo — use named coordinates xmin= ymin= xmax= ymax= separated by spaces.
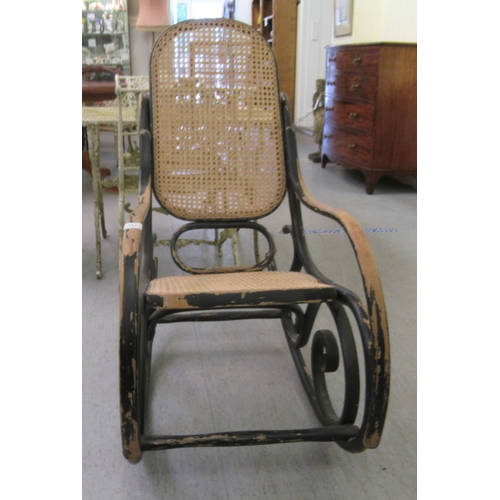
xmin=351 ymin=84 xmax=360 ymax=91
xmin=348 ymin=143 xmax=356 ymax=150
xmin=349 ymin=112 xmax=358 ymax=120
xmin=353 ymin=57 xmax=361 ymax=65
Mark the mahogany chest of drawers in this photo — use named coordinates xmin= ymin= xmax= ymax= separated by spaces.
xmin=321 ymin=43 xmax=417 ymax=194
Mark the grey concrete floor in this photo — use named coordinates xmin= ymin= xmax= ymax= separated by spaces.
xmin=83 ymin=131 xmax=416 ymax=499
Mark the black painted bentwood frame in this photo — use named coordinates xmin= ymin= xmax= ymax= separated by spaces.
xmin=119 ymin=19 xmax=389 ymax=464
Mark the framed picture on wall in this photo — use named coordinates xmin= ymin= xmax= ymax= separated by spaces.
xmin=334 ymin=0 xmax=353 ymax=37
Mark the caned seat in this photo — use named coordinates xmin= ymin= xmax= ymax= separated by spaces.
xmin=145 ymin=272 xmax=336 ymax=310
xmin=119 ymin=19 xmax=390 ymax=465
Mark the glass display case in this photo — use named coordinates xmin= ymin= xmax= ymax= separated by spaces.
xmin=82 ymin=0 xmax=131 ymax=74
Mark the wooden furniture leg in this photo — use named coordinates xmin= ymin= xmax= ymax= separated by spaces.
xmin=364 ymin=172 xmax=385 ymax=195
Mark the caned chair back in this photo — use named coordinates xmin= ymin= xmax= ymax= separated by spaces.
xmin=150 ymin=19 xmax=287 ymax=222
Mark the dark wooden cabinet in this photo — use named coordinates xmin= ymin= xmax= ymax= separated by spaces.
xmin=321 ymin=43 xmax=417 ymax=194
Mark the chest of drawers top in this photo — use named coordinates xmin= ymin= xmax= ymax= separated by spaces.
xmin=326 ymin=42 xmax=416 ymax=65
xmin=325 ymin=43 xmax=417 ymax=100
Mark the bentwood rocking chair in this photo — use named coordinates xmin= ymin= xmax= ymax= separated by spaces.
xmin=119 ymin=19 xmax=390 ymax=464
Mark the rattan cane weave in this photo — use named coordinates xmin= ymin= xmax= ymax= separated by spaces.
xmin=146 ymin=271 xmax=334 ymax=309
xmin=150 ymin=19 xmax=286 ymax=221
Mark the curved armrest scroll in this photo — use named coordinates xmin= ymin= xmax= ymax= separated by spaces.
xmin=281 ymin=94 xmax=390 ymax=449
xmin=297 ymin=172 xmax=390 ymax=449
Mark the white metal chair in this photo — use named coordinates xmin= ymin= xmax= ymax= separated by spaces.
xmin=83 ymin=83 xmax=139 ymax=279
xmin=114 ymin=75 xmax=150 ymax=248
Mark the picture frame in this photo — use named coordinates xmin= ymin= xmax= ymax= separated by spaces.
xmin=334 ymin=0 xmax=353 ymax=37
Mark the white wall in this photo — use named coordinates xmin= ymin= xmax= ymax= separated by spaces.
xmin=235 ymin=0 xmax=251 ymax=24
xmin=338 ymin=0 xmax=417 ymax=45
xmin=295 ymin=0 xmax=334 ymax=127
xmin=294 ymin=0 xmax=417 ymax=127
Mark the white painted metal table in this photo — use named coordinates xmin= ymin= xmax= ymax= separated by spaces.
xmin=82 ymin=106 xmax=137 ymax=279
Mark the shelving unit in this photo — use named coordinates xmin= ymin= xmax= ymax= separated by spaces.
xmin=251 ymin=0 xmax=298 ymax=118
xmin=82 ymin=0 xmax=131 ymax=75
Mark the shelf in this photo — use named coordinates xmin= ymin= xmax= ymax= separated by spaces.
xmin=82 ymin=0 xmax=131 ymax=75
xmin=83 ymin=32 xmax=127 ymax=36
xmin=82 ymin=9 xmax=125 ymax=13
xmin=83 ymin=61 xmax=128 ymax=66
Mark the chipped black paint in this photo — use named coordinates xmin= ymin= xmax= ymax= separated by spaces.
xmin=118 ymin=24 xmax=390 ymax=464
xmin=183 ymin=288 xmax=336 ymax=309
xmin=141 ymin=426 xmax=359 ymax=451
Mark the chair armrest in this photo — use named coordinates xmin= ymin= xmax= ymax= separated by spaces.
xmin=121 ymin=91 xmax=154 ymax=264
xmin=294 ymin=167 xmax=386 ymax=317
xmin=119 ymin=93 xmax=154 ymax=463
xmin=280 ymin=94 xmax=387 ymax=322
xmin=119 ymin=178 xmax=152 ymax=463
xmin=121 ymin=179 xmax=152 ymax=259
xmin=281 ymin=93 xmax=390 ymax=449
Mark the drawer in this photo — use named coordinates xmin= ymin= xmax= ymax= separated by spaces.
xmin=337 ymin=47 xmax=379 ymax=74
xmin=323 ymin=124 xmax=373 ymax=166
xmin=324 ymin=97 xmax=375 ymax=131
xmin=328 ymin=73 xmax=377 ymax=101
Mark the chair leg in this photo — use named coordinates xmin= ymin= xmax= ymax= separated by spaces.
xmin=117 ymin=127 xmax=130 ymax=256
xmin=230 ymin=229 xmax=239 ymax=266
xmin=87 ymin=124 xmax=107 ymax=279
xmin=213 ymin=228 xmax=240 ymax=265
xmin=118 ymin=172 xmax=125 ymax=256
xmin=214 ymin=228 xmax=222 ymax=257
